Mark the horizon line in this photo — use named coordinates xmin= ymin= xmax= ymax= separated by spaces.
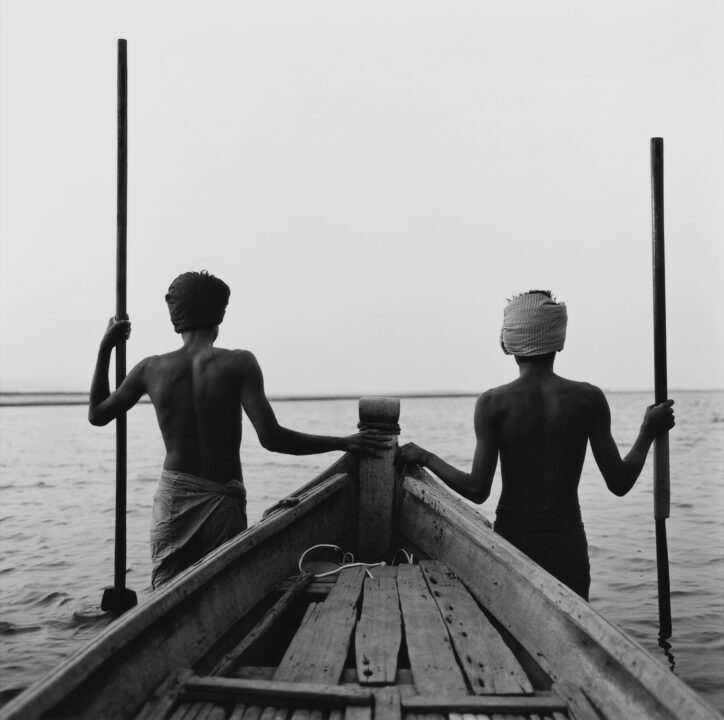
xmin=0 ymin=387 xmax=721 ymax=408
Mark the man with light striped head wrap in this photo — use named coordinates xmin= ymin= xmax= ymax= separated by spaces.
xmin=400 ymin=289 xmax=675 ymax=600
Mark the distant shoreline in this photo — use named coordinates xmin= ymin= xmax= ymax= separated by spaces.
xmin=0 ymin=388 xmax=720 ymax=407
xmin=0 ymin=391 xmax=475 ymax=407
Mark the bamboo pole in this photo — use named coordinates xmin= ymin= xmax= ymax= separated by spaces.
xmin=101 ymin=39 xmax=137 ymax=613
xmin=650 ymin=136 xmax=671 ymax=639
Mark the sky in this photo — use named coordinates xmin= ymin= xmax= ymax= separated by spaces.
xmin=0 ymin=0 xmax=722 ymax=396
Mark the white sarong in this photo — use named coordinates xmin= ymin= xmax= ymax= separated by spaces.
xmin=150 ymin=470 xmax=247 ymax=588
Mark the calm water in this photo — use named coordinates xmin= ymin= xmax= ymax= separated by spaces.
xmin=0 ymin=392 xmax=722 ymax=711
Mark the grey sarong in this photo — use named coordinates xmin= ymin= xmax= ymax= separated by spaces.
xmin=150 ymin=470 xmax=247 ymax=588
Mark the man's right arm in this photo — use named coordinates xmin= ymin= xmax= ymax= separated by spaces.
xmin=238 ymin=351 xmax=387 ymax=456
xmin=398 ymin=392 xmax=499 ymax=504
xmin=88 ymin=318 xmax=146 ymax=426
xmin=588 ymin=386 xmax=675 ymax=496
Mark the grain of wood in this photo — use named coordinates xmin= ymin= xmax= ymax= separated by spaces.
xmin=275 ymin=567 xmax=366 ymax=684
xmin=552 ymin=682 xmax=601 ymax=720
xmin=357 ymin=397 xmax=400 ymax=561
xmin=372 ymin=687 xmax=402 ymax=720
xmin=355 ymin=575 xmax=402 ymax=684
xmin=397 ymin=564 xmax=468 ymax=696
xmin=169 ymin=703 xmax=190 ymax=720
xmin=420 ymin=561 xmax=532 ymax=695
xmin=227 ymin=705 xmax=246 ymax=720
xmin=241 ymin=706 xmax=263 ymax=720
xmin=344 ymin=707 xmax=372 ymax=720
xmin=191 ymin=703 xmax=217 ymax=720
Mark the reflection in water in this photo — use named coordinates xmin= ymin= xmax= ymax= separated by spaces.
xmin=659 ymin=634 xmax=676 ymax=673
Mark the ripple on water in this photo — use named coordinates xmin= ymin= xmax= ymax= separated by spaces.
xmin=0 ymin=621 xmax=43 ymax=636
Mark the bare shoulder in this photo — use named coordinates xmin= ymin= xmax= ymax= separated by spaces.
xmin=219 ymin=348 xmax=265 ymax=381
xmin=227 ymin=348 xmax=259 ymax=370
xmin=549 ymin=373 xmax=599 ymax=396
xmin=475 ymin=385 xmax=511 ymax=416
xmin=478 ymin=379 xmax=521 ymax=405
xmin=557 ymin=378 xmax=609 ymax=420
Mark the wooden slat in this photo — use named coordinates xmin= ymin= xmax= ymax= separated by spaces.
xmin=182 ymin=675 xmax=373 ymax=707
xmin=373 ymin=687 xmax=402 ymax=720
xmin=242 ymin=706 xmax=264 ymax=720
xmin=400 ymin=693 xmax=566 ymax=713
xmin=344 ymin=707 xmax=372 ymax=720
xmin=419 ymin=561 xmax=532 ymax=695
xmin=168 ymin=703 xmax=190 ymax=720
xmin=190 ymin=703 xmax=216 ymax=720
xmin=274 ymin=566 xmax=366 ymax=684
xmin=355 ymin=575 xmax=402 ymax=684
xmin=216 ymin=572 xmax=314 ymax=675
xmin=396 ymin=564 xmax=468 ymax=696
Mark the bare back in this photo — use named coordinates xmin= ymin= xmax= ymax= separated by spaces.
xmin=143 ymin=346 xmax=245 ymax=484
xmin=487 ymin=373 xmax=598 ymax=513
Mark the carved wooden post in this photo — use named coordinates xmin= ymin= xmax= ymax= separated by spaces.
xmin=357 ymin=397 xmax=400 ymax=561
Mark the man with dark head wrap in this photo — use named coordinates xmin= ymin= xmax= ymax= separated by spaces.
xmin=399 ymin=290 xmax=675 ymax=600
xmin=89 ymin=271 xmax=387 ymax=588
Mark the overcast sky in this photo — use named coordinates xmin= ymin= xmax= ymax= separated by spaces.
xmin=0 ymin=1 xmax=722 ymax=395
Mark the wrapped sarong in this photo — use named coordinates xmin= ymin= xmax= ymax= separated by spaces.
xmin=150 ymin=470 xmax=247 ymax=588
xmin=494 ymin=505 xmax=590 ymax=600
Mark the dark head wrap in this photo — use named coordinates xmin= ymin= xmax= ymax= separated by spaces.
xmin=165 ymin=271 xmax=230 ymax=333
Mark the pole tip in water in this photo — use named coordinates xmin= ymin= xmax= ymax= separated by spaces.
xmin=101 ymin=586 xmax=137 ymax=614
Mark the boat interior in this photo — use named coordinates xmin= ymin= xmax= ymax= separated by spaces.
xmin=135 ymin=554 xmax=597 ymax=720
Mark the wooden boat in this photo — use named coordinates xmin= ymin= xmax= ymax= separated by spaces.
xmin=1 ymin=398 xmax=719 ymax=720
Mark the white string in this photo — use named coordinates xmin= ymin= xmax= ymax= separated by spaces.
xmin=298 ymin=544 xmax=386 ymax=579
xmin=391 ymin=548 xmax=414 ymax=565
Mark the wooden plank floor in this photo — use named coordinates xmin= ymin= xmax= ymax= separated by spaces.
xmin=136 ymin=564 xmax=584 ymax=720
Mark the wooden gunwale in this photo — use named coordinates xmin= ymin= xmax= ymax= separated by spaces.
xmin=397 ymin=469 xmax=720 ymax=720
xmin=0 ymin=469 xmax=355 ymax=720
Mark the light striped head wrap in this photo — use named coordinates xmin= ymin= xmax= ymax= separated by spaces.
xmin=500 ymin=290 xmax=567 ymax=357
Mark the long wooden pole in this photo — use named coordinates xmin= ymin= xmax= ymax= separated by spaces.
xmin=101 ymin=39 xmax=137 ymax=613
xmin=651 ymin=137 xmax=671 ymax=639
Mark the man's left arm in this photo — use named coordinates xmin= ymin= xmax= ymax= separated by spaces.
xmin=88 ymin=317 xmax=146 ymax=426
